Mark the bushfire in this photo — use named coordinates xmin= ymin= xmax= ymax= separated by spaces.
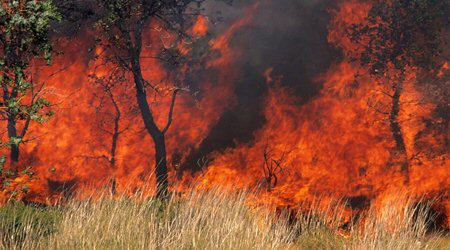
xmin=0 ymin=0 xmax=448 ymax=230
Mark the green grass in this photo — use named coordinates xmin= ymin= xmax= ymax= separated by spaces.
xmin=0 ymin=202 xmax=61 ymax=248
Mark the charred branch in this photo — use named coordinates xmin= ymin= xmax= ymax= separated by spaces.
xmin=261 ymin=142 xmax=289 ymax=192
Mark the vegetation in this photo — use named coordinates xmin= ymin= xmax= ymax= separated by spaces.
xmin=0 ymin=0 xmax=60 ymax=200
xmin=92 ymin=0 xmax=202 ymax=198
xmin=348 ymin=0 xmax=450 ymax=183
xmin=0 ymin=201 xmax=61 ymax=248
xmin=0 ymin=0 xmax=60 ymax=166
xmin=0 ymin=189 xmax=447 ymax=249
xmin=0 ymin=1 xmax=448 ymax=249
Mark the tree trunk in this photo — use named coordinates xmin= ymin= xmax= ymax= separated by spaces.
xmin=2 ymin=79 xmax=20 ymax=171
xmin=135 ymin=89 xmax=169 ymax=198
xmin=109 ymin=90 xmax=120 ymax=196
xmin=389 ymin=80 xmax=409 ymax=184
xmin=131 ymin=58 xmax=169 ymax=198
xmin=153 ymin=131 xmax=169 ymax=198
xmin=4 ymin=69 xmax=22 ymax=173
xmin=7 ymin=114 xmax=19 ymax=171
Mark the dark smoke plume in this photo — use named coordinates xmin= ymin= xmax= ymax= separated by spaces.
xmin=181 ymin=0 xmax=339 ymax=173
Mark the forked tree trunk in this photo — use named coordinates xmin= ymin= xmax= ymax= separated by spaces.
xmin=131 ymin=58 xmax=169 ymax=198
xmin=116 ymin=16 xmax=172 ymax=199
xmin=389 ymin=79 xmax=409 ymax=184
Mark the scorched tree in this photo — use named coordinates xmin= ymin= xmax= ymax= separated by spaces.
xmin=348 ymin=0 xmax=449 ymax=183
xmin=93 ymin=0 xmax=205 ymax=198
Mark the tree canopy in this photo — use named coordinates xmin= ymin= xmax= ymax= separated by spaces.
xmin=348 ymin=0 xmax=449 ymax=75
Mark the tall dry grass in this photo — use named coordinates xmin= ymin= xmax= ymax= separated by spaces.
xmin=0 ymin=188 xmax=447 ymax=249
xmin=348 ymin=195 xmax=445 ymax=250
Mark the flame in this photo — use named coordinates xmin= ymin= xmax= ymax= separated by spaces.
xmin=0 ymin=2 xmax=260 ymax=202
xmin=0 ymin=0 xmax=448 ymax=229
xmin=186 ymin=0 xmax=449 ymax=227
xmin=191 ymin=16 xmax=209 ymax=37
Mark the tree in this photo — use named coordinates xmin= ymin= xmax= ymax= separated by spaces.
xmin=0 ymin=0 xmax=60 ymax=170
xmin=89 ymin=63 xmax=131 ymax=195
xmin=348 ymin=0 xmax=449 ymax=183
xmin=261 ymin=142 xmax=289 ymax=192
xmin=93 ymin=0 xmax=201 ymax=198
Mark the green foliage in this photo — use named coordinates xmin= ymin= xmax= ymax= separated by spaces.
xmin=28 ymin=97 xmax=53 ymax=123
xmin=0 ymin=0 xmax=60 ymax=166
xmin=0 ymin=159 xmax=35 ymax=201
xmin=0 ymin=0 xmax=61 ymax=67
xmin=348 ymin=0 xmax=449 ymax=74
xmin=0 ymin=155 xmax=6 ymax=168
xmin=94 ymin=0 xmax=203 ymax=54
xmin=0 ymin=132 xmax=36 ymax=202
xmin=0 ymin=1 xmax=59 ymax=202
xmin=8 ymin=137 xmax=22 ymax=147
xmin=21 ymin=166 xmax=34 ymax=178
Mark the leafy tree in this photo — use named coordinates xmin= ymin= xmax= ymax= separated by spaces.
xmin=0 ymin=0 xmax=60 ymax=170
xmin=348 ymin=0 xmax=449 ymax=183
xmin=93 ymin=0 xmax=204 ymax=198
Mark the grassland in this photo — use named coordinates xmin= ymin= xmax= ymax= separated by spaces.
xmin=0 ymin=189 xmax=448 ymax=249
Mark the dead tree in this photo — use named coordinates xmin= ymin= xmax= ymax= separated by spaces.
xmin=89 ymin=65 xmax=129 ymax=195
xmin=92 ymin=0 xmax=202 ymax=198
xmin=261 ymin=142 xmax=289 ymax=192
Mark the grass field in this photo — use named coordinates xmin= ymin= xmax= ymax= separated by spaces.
xmin=0 ymin=189 xmax=448 ymax=249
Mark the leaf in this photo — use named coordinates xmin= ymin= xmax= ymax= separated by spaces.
xmin=0 ymin=155 xmax=6 ymax=169
xmin=21 ymin=166 xmax=34 ymax=178
xmin=21 ymin=185 xmax=29 ymax=194
xmin=9 ymin=137 xmax=22 ymax=146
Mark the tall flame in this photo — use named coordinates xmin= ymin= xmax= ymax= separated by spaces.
xmin=0 ymin=0 xmax=448 ymax=228
xmin=186 ymin=0 xmax=449 ymax=227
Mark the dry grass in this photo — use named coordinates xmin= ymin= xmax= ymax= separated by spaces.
xmin=347 ymin=195 xmax=446 ymax=250
xmin=0 ymin=189 xmax=448 ymax=249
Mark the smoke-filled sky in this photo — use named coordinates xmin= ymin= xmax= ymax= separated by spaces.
xmin=207 ymin=0 xmax=338 ymax=94
xmin=183 ymin=0 xmax=339 ymax=170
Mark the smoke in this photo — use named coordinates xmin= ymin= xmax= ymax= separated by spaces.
xmin=181 ymin=0 xmax=339 ymax=173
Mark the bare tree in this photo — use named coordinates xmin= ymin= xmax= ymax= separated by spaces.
xmin=89 ymin=64 xmax=130 ymax=195
xmin=261 ymin=142 xmax=289 ymax=192
xmin=91 ymin=0 xmax=202 ymax=198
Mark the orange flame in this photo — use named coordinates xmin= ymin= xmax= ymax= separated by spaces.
xmin=0 ymin=0 xmax=448 ymax=229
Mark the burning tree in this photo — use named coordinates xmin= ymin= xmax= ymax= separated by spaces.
xmin=92 ymin=0 xmax=205 ymax=198
xmin=348 ymin=0 xmax=449 ymax=183
xmin=90 ymin=65 xmax=127 ymax=195
xmin=0 ymin=0 xmax=60 ymax=169
xmin=261 ymin=142 xmax=289 ymax=192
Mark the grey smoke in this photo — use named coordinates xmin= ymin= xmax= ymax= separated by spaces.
xmin=181 ymin=0 xmax=339 ymax=173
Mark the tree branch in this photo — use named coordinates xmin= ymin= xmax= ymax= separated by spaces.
xmin=162 ymin=88 xmax=181 ymax=134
